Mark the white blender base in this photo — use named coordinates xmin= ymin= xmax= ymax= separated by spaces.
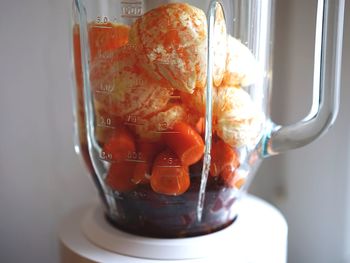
xmin=59 ymin=195 xmax=287 ymax=263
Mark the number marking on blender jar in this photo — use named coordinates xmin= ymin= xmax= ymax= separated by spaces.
xmin=94 ymin=16 xmax=112 ymax=27
xmin=97 ymin=117 xmax=115 ymax=129
xmin=95 ymin=83 xmax=114 ymax=93
xmin=99 ymin=151 xmax=113 ymax=162
xmin=124 ymin=115 xmax=144 ymax=127
xmin=121 ymin=1 xmax=143 ymax=18
xmin=96 ymin=16 xmax=109 ymax=23
xmin=152 ymin=121 xmax=180 ymax=134
xmin=126 ymin=151 xmax=144 ymax=161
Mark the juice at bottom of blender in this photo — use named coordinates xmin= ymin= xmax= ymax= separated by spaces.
xmin=73 ymin=3 xmax=265 ymax=238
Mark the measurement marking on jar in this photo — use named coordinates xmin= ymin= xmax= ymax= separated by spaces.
xmin=124 ymin=122 xmax=144 ymax=127
xmin=157 ymin=165 xmax=182 ymax=168
xmin=95 ymin=88 xmax=114 ymax=94
xmin=121 ymin=1 xmax=143 ymax=18
xmin=98 ymin=157 xmax=116 ymax=163
xmin=153 ymin=131 xmax=180 ymax=134
xmin=91 ymin=25 xmax=112 ymax=29
xmin=95 ymin=83 xmax=114 ymax=93
xmin=98 ymin=117 xmax=114 ymax=128
xmin=122 ymin=15 xmax=141 ymax=18
xmin=121 ymin=1 xmax=141 ymax=4
xmin=95 ymin=90 xmax=112 ymax=95
xmin=124 ymin=115 xmax=144 ymax=127
xmin=97 ymin=124 xmax=116 ymax=129
xmin=125 ymin=159 xmax=146 ymax=163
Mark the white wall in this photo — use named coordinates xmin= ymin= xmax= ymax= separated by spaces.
xmin=0 ymin=0 xmax=349 ymax=262
xmin=0 ymin=1 xmax=96 ymax=262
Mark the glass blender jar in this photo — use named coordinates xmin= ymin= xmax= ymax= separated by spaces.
xmin=71 ymin=0 xmax=345 ymax=239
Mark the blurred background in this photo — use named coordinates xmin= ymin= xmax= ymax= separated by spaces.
xmin=0 ymin=0 xmax=349 ymax=262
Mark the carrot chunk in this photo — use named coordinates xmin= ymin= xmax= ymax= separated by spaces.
xmin=195 ymin=117 xmax=205 ymax=135
xmin=132 ymin=141 xmax=164 ymax=185
xmin=106 ymin=161 xmax=136 ymax=192
xmin=102 ymin=126 xmax=135 ymax=162
xmin=221 ymin=168 xmax=246 ymax=189
xmin=210 ymin=140 xmax=239 ymax=177
xmin=150 ymin=150 xmax=190 ymax=196
xmin=163 ymin=122 xmax=204 ymax=165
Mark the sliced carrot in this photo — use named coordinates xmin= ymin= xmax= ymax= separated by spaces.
xmin=150 ymin=149 xmax=190 ymax=196
xmin=106 ymin=161 xmax=136 ymax=192
xmin=102 ymin=126 xmax=135 ymax=162
xmin=163 ymin=121 xmax=204 ymax=165
xmin=221 ymin=168 xmax=246 ymax=189
xmin=210 ymin=140 xmax=239 ymax=177
xmin=234 ymin=177 xmax=246 ymax=189
xmin=195 ymin=117 xmax=205 ymax=135
xmin=131 ymin=141 xmax=164 ymax=185
xmin=132 ymin=162 xmax=150 ymax=185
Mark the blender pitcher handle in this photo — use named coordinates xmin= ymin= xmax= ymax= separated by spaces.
xmin=262 ymin=0 xmax=345 ymax=157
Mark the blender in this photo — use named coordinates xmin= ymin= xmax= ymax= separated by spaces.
xmin=67 ymin=0 xmax=345 ymax=261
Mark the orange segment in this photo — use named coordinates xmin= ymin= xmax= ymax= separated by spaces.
xmin=150 ymin=150 xmax=190 ymax=196
xmin=134 ymin=104 xmax=187 ymax=142
xmin=73 ymin=22 xmax=130 ymax=91
xmin=214 ymin=86 xmax=264 ymax=148
xmin=129 ymin=3 xmax=207 ymax=93
xmin=88 ymin=22 xmax=130 ymax=60
xmin=180 ymin=89 xmax=206 ymax=117
xmin=180 ymin=87 xmax=217 ymax=118
xmin=90 ymin=45 xmax=173 ymax=118
xmin=223 ymin=35 xmax=261 ymax=87
xmin=73 ymin=22 xmax=130 ymax=146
